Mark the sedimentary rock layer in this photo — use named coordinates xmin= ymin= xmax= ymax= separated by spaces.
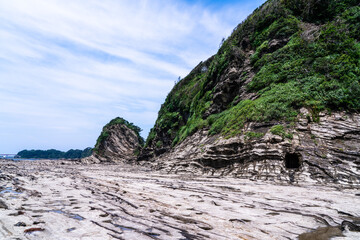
xmin=146 ymin=109 xmax=360 ymax=185
xmin=84 ymin=123 xmax=141 ymax=163
xmin=1 ymin=160 xmax=359 ymax=239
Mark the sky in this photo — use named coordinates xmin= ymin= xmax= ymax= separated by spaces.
xmin=0 ymin=0 xmax=266 ymax=153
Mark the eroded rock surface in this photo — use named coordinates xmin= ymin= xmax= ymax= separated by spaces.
xmin=84 ymin=123 xmax=141 ymax=163
xmin=0 ymin=160 xmax=359 ymax=240
xmin=145 ymin=109 xmax=360 ymax=185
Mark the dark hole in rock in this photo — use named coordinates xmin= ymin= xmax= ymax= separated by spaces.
xmin=285 ymin=153 xmax=301 ymax=169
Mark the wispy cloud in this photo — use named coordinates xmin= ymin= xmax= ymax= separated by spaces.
xmin=0 ymin=0 xmax=265 ymax=152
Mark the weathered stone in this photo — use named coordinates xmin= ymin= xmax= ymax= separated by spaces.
xmin=83 ymin=123 xmax=141 ymax=163
xmin=0 ymin=199 xmax=8 ymax=209
xmin=14 ymin=222 xmax=26 ymax=227
xmin=341 ymin=221 xmax=360 ymax=232
xmin=298 ymin=226 xmax=343 ymax=240
xmin=144 ymin=110 xmax=360 ymax=185
xmin=1 ymin=159 xmax=359 ymax=239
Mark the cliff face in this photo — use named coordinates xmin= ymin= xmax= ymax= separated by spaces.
xmin=147 ymin=109 xmax=360 ymax=184
xmin=89 ymin=0 xmax=360 ymax=184
xmin=83 ymin=117 xmax=143 ymax=163
xmin=138 ymin=0 xmax=360 ymax=183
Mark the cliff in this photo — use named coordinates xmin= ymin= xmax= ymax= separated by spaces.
xmin=83 ymin=117 xmax=143 ymax=163
xmin=89 ymin=0 xmax=360 ymax=184
xmin=146 ymin=109 xmax=360 ymax=184
xmin=138 ymin=0 xmax=360 ymax=183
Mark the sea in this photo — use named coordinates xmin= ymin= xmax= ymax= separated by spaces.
xmin=0 ymin=154 xmax=39 ymax=161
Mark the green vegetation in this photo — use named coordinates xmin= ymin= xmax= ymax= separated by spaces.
xmin=156 ymin=140 xmax=163 ymax=148
xmin=133 ymin=148 xmax=140 ymax=156
xmin=270 ymin=125 xmax=293 ymax=139
xmin=17 ymin=147 xmax=93 ymax=159
xmin=145 ymin=0 xmax=360 ymax=150
xmin=245 ymin=131 xmax=265 ymax=140
xmin=94 ymin=117 xmax=144 ymax=154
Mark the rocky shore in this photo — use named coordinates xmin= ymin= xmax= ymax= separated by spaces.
xmin=1 ymin=159 xmax=359 ymax=239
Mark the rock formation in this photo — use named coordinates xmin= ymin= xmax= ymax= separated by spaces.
xmin=2 ymin=159 xmax=360 ymax=239
xmin=146 ymin=108 xmax=360 ymax=184
xmin=89 ymin=0 xmax=360 ymax=184
xmin=136 ymin=0 xmax=360 ymax=184
xmin=83 ymin=117 xmax=143 ymax=163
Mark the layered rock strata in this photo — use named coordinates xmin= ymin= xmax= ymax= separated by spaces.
xmin=1 ymin=159 xmax=360 ymax=240
xmin=83 ymin=123 xmax=141 ymax=163
xmin=145 ymin=109 xmax=360 ymax=185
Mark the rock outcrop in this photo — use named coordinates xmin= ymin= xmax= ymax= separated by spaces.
xmin=144 ymin=109 xmax=360 ymax=185
xmin=136 ymin=0 xmax=360 ymax=184
xmin=2 ymin=159 xmax=360 ymax=239
xmin=83 ymin=117 xmax=142 ymax=163
xmin=89 ymin=0 xmax=360 ymax=185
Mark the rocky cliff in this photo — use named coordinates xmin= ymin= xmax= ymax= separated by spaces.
xmin=89 ymin=0 xmax=360 ymax=184
xmin=137 ymin=0 xmax=360 ymax=184
xmin=146 ymin=108 xmax=360 ymax=184
xmin=83 ymin=117 xmax=143 ymax=163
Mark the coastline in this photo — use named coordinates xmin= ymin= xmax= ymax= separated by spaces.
xmin=0 ymin=159 xmax=359 ymax=239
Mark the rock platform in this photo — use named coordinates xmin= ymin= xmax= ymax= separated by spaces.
xmin=1 ymin=159 xmax=359 ymax=239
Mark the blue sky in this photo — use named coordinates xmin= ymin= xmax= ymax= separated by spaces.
xmin=0 ymin=0 xmax=265 ymax=153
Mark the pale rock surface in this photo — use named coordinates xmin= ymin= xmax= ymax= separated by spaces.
xmin=0 ymin=160 xmax=359 ymax=240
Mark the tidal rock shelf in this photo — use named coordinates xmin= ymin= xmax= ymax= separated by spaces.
xmin=0 ymin=159 xmax=359 ymax=239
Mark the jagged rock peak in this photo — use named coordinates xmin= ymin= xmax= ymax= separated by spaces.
xmin=83 ymin=117 xmax=143 ymax=163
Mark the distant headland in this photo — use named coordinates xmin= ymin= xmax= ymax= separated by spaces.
xmin=10 ymin=148 xmax=92 ymax=160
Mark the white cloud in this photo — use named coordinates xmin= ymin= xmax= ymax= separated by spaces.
xmin=0 ymin=0 xmax=265 ymax=152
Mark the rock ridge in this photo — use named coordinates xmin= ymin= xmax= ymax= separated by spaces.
xmin=83 ymin=119 xmax=142 ymax=163
xmin=142 ymin=109 xmax=360 ymax=185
